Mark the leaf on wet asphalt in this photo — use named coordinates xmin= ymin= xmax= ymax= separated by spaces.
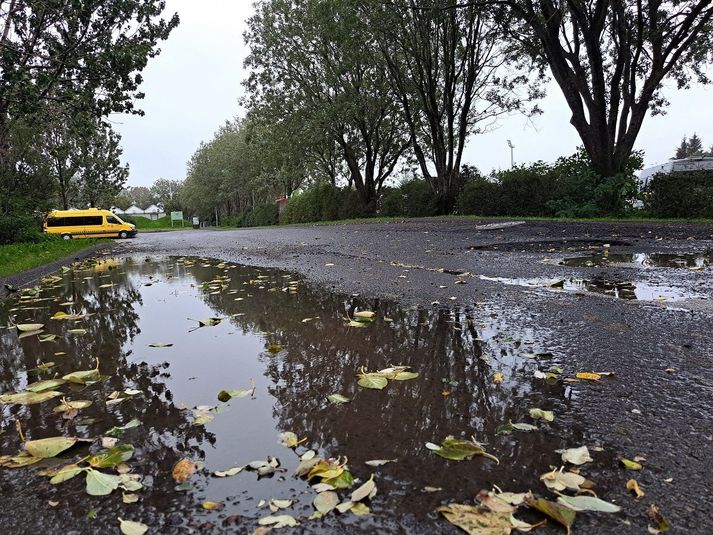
xmin=85 ymin=468 xmax=121 ymax=496
xmin=558 ymin=445 xmax=593 ymax=465
xmin=389 ymin=371 xmax=419 ymax=381
xmin=313 ymin=491 xmax=339 ymax=515
xmin=49 ymin=463 xmax=84 ymax=484
xmin=0 ymin=390 xmax=62 ymax=405
xmin=438 ymin=503 xmax=512 ymax=535
xmin=428 ymin=436 xmax=499 ymax=464
xmin=493 ymin=372 xmax=504 ymax=384
xmin=24 ymin=436 xmax=88 ymax=458
xmin=540 ymin=469 xmax=586 ymax=492
xmin=172 ymin=458 xmax=198 ymax=483
xmin=354 ymin=311 xmax=376 ymax=320
xmin=214 ymin=466 xmax=244 ymax=477
xmin=269 ymin=499 xmax=293 ymax=512
xmin=350 ymin=476 xmax=376 ymax=502
xmin=148 ymin=343 xmax=173 ymax=347
xmin=53 ymin=399 xmax=92 ymax=413
xmin=496 ymin=420 xmax=538 ymax=434
xmin=510 ymin=514 xmax=546 ymax=532
xmin=89 ymin=444 xmax=135 ymax=468
xmin=348 ymin=320 xmax=367 ymax=327
xmin=336 ymin=501 xmax=354 ymax=513
xmin=38 ymin=334 xmax=59 ymax=342
xmin=556 ymin=495 xmax=621 ymax=513
xmin=105 ymin=419 xmax=141 ymax=438
xmin=646 ymin=504 xmax=670 ymax=533
xmin=118 ymin=518 xmax=148 ymax=535
xmin=365 ymin=459 xmax=397 ymax=467
xmin=350 ymin=502 xmax=370 ymax=515
xmin=327 ymin=394 xmax=350 ymax=404
xmin=575 ymin=372 xmax=601 ymax=381
xmin=16 ymin=323 xmax=44 ymax=332
xmin=626 ymin=479 xmax=645 ymax=498
xmin=526 ymin=498 xmax=576 ymax=533
xmin=475 ymin=489 xmax=516 ymax=513
xmin=620 ymin=458 xmax=642 ymax=470
xmin=357 ymin=374 xmax=388 ymax=390
xmin=202 ymin=500 xmax=224 ymax=510
xmin=258 ymin=514 xmax=299 ymax=528
xmin=307 ymin=458 xmax=345 ymax=481
xmin=528 ymin=408 xmax=554 ymax=422
xmin=322 ymin=469 xmax=354 ymax=489
xmin=122 ymin=493 xmax=139 ymax=504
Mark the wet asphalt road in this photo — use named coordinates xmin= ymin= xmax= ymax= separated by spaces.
xmin=115 ymin=218 xmax=712 ymax=533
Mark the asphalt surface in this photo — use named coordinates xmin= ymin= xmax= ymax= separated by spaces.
xmin=116 ymin=219 xmax=713 ymax=534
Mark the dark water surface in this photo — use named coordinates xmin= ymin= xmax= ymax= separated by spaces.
xmin=0 ymin=256 xmax=614 ymax=533
xmin=559 ymin=251 xmax=713 ymax=269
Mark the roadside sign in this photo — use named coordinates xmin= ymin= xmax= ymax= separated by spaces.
xmin=192 ymin=216 xmax=200 ymax=229
xmin=170 ymin=211 xmax=184 ymax=227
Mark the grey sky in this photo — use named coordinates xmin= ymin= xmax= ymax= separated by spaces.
xmin=114 ymin=0 xmax=713 ymax=188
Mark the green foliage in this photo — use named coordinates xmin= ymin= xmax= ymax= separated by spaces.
xmin=121 ymin=216 xmax=187 ymax=230
xmin=399 ymin=180 xmax=438 ymax=217
xmin=281 ymin=184 xmax=366 ymax=224
xmin=0 ymin=213 xmax=43 ymax=245
xmin=644 ymin=171 xmax=713 ymax=218
xmin=243 ymin=203 xmax=279 ymax=227
xmin=456 ymin=179 xmax=505 ymax=216
xmin=0 ymin=236 xmax=103 ymax=277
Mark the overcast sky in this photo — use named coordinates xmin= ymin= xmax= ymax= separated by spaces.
xmin=114 ymin=0 xmax=713 ymax=188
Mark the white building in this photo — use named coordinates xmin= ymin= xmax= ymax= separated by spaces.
xmin=112 ymin=204 xmax=166 ymax=220
xmin=639 ymin=156 xmax=713 ymax=188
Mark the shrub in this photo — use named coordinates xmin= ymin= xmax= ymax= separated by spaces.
xmin=379 ymin=187 xmax=404 ymax=216
xmin=221 ymin=215 xmax=243 ymax=227
xmin=399 ymin=179 xmax=437 ymax=217
xmin=456 ymin=178 xmax=503 ymax=216
xmin=644 ymin=171 xmax=713 ymax=218
xmin=281 ymin=184 xmax=367 ymax=224
xmin=243 ymin=203 xmax=279 ymax=227
xmin=0 ymin=212 xmax=43 ymax=244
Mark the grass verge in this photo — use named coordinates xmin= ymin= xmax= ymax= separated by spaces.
xmin=123 ymin=216 xmax=190 ymax=231
xmin=0 ymin=238 xmax=106 ymax=278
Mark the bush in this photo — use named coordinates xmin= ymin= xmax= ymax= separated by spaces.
xmin=644 ymin=171 xmax=713 ymax=218
xmin=243 ymin=203 xmax=279 ymax=227
xmin=281 ymin=184 xmax=368 ymax=224
xmin=399 ymin=179 xmax=438 ymax=217
xmin=379 ymin=187 xmax=404 ymax=216
xmin=456 ymin=178 xmax=503 ymax=216
xmin=0 ymin=212 xmax=43 ymax=244
xmin=221 ymin=215 xmax=243 ymax=227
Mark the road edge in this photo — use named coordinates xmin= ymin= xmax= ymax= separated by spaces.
xmin=0 ymin=241 xmax=115 ymax=300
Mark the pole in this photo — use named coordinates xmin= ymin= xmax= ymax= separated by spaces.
xmin=507 ymin=140 xmax=515 ymax=169
xmin=215 ymin=207 xmax=219 ymax=227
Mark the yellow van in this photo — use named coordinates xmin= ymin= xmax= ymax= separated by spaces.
xmin=44 ymin=209 xmax=137 ymax=239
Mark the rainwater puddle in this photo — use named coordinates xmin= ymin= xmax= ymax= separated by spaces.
xmin=559 ymin=251 xmax=712 ymax=269
xmin=480 ymin=275 xmax=700 ymax=301
xmin=0 ymin=256 xmax=609 ymax=533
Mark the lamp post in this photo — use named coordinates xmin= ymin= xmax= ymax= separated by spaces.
xmin=507 ymin=139 xmax=515 ymax=168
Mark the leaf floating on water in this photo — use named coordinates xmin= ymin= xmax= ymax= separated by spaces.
xmin=118 ymin=518 xmax=148 ymax=535
xmin=428 ymin=436 xmax=499 ymax=464
xmin=529 ymin=408 xmax=554 ymax=422
xmin=258 ymin=514 xmax=299 ymax=528
xmin=53 ymin=399 xmax=92 ymax=413
xmin=348 ymin=320 xmax=367 ymax=328
xmin=63 ymin=367 xmax=102 ymax=385
xmin=202 ymin=500 xmax=224 ymax=511
xmin=526 ymin=497 xmax=576 ymax=534
xmin=189 ymin=317 xmax=222 ymax=328
xmin=556 ymin=495 xmax=621 ymax=513
xmin=105 ymin=419 xmax=141 ymax=438
xmin=85 ymin=468 xmax=121 ymax=496
xmin=0 ymin=390 xmax=62 ymax=405
xmin=626 ymin=479 xmax=645 ymax=498
xmin=558 ymin=445 xmax=593 ymax=465
xmin=620 ymin=458 xmax=642 ymax=470
xmin=278 ymin=431 xmax=305 ymax=448
xmin=16 ymin=323 xmax=44 ymax=332
xmin=172 ymin=458 xmax=198 ymax=483
xmin=89 ymin=444 xmax=135 ymax=469
xmin=217 ymin=388 xmax=252 ymax=402
xmin=148 ymin=343 xmax=173 ymax=348
xmin=357 ymin=374 xmax=388 ymax=390
xmin=327 ymin=394 xmax=350 ymax=404
xmin=365 ymin=459 xmax=397 ymax=467
xmin=26 ymin=378 xmax=66 ymax=393
xmin=266 ymin=343 xmax=282 ymax=354
xmin=647 ymin=504 xmax=670 ymax=533
xmin=493 ymin=372 xmax=504 ymax=384
xmin=313 ymin=491 xmax=339 ymax=515
xmin=24 ymin=436 xmax=89 ymax=458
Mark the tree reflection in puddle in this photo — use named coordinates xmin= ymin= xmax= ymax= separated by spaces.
xmin=0 ymin=255 xmax=597 ymax=533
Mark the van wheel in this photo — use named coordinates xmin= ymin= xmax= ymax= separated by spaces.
xmin=61 ymin=234 xmax=71 ymax=240
xmin=118 ymin=231 xmax=128 ymax=239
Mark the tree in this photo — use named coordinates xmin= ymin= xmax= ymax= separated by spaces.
xmin=75 ymin=124 xmax=129 ymax=208
xmin=674 ymin=136 xmax=690 ymax=159
xmin=150 ymin=178 xmax=184 ymax=213
xmin=368 ymin=0 xmax=541 ymax=213
xmin=0 ymin=0 xmax=178 ymax=228
xmin=124 ymin=186 xmax=155 ymax=209
xmin=244 ymin=0 xmax=410 ymax=212
xmin=499 ymin=0 xmax=713 ymax=179
xmin=688 ymin=133 xmax=704 ymax=156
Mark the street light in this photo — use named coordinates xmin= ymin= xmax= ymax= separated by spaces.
xmin=507 ymin=139 xmax=515 ymax=168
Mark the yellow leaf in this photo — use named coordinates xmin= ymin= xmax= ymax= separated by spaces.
xmin=493 ymin=372 xmax=504 ymax=384
xmin=201 ymin=500 xmax=224 ymax=510
xmin=172 ymin=458 xmax=197 ymax=483
xmin=626 ymin=479 xmax=645 ymax=498
xmin=575 ymin=372 xmax=601 ymax=381
xmin=620 ymin=458 xmax=642 ymax=470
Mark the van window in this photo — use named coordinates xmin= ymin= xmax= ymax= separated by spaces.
xmin=106 ymin=216 xmax=120 ymax=225
xmin=85 ymin=216 xmax=102 ymax=226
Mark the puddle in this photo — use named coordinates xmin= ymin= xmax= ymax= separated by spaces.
xmin=480 ymin=275 xmax=700 ymax=301
xmin=1 ymin=256 xmax=609 ymax=533
xmin=559 ymin=251 xmax=712 ymax=269
xmin=468 ymin=238 xmax=630 ymax=253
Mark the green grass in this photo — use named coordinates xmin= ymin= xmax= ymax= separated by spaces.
xmin=0 ymin=238 xmax=106 ymax=278
xmin=123 ymin=216 xmax=190 ymax=231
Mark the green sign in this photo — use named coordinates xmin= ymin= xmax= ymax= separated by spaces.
xmin=170 ymin=211 xmax=184 ymax=227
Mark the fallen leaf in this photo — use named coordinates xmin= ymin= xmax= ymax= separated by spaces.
xmin=26 ymin=378 xmax=66 ymax=392
xmin=357 ymin=374 xmax=388 ymax=390
xmin=24 ymin=436 xmax=87 ymax=458
xmin=540 ymin=469 xmax=586 ymax=492
xmin=327 ymin=394 xmax=350 ymax=404
xmin=89 ymin=444 xmax=135 ymax=468
xmin=558 ymin=446 xmax=593 ymax=465
xmin=527 ymin=498 xmax=576 ymax=534
xmin=428 ymin=436 xmax=499 ymax=464
xmin=496 ymin=421 xmax=538 ymax=434
xmin=0 ymin=390 xmax=62 ymax=405
xmin=556 ymin=495 xmax=621 ymax=513
xmin=351 ymin=476 xmax=376 ymax=502
xmin=63 ymin=367 xmax=102 ymax=385
xmin=217 ymin=387 xmax=253 ymax=402
xmin=269 ymin=499 xmax=292 ymax=511
xmin=214 ymin=466 xmax=244 ymax=477
xmin=575 ymin=372 xmax=601 ymax=381
xmin=493 ymin=372 xmax=504 ymax=384
xmin=118 ymin=518 xmax=148 ymax=535
xmin=313 ymin=491 xmax=339 ymax=514
xmin=647 ymin=504 xmax=670 ymax=533
xmin=16 ymin=323 xmax=44 ymax=332
xmin=365 ymin=459 xmax=397 ymax=467
xmin=202 ymin=501 xmax=224 ymax=511
xmin=53 ymin=399 xmax=92 ymax=413
xmin=438 ymin=503 xmax=512 ymax=535
xmin=529 ymin=408 xmax=554 ymax=422
xmin=620 ymin=458 xmax=642 ymax=470
xmin=172 ymin=458 xmax=197 ymax=483
xmin=258 ymin=514 xmax=299 ymax=528
xmin=49 ymin=463 xmax=84 ymax=484
xmin=626 ymin=479 xmax=644 ymax=498
xmin=122 ymin=493 xmax=139 ymax=504
xmin=85 ymin=469 xmax=121 ymax=496
xmin=105 ymin=419 xmax=141 ymax=438
xmin=278 ymin=431 xmax=304 ymax=448
xmin=148 ymin=343 xmax=173 ymax=348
